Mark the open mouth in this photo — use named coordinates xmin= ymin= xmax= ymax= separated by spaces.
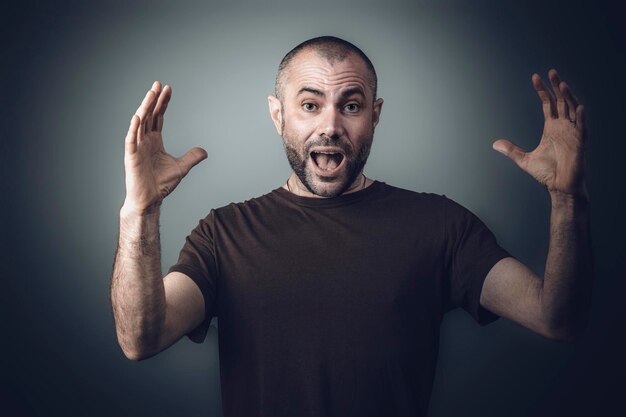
xmin=311 ymin=151 xmax=344 ymax=171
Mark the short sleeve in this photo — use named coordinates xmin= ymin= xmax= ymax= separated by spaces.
xmin=168 ymin=211 xmax=218 ymax=343
xmin=443 ymin=197 xmax=512 ymax=326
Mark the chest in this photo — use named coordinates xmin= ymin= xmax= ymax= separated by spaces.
xmin=213 ymin=209 xmax=446 ymax=334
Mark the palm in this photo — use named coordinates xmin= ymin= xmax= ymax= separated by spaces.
xmin=493 ymin=70 xmax=587 ymax=197
xmin=123 ymin=82 xmax=207 ymax=213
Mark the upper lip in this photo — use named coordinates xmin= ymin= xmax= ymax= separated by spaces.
xmin=309 ymin=146 xmax=346 ymax=156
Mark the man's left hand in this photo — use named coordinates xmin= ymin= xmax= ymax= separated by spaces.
xmin=493 ymin=69 xmax=588 ymax=198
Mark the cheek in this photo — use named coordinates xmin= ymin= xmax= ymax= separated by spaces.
xmin=347 ymin=119 xmax=374 ymax=141
xmin=283 ymin=119 xmax=315 ymax=143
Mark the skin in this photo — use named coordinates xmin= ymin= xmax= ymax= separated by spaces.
xmin=268 ymin=50 xmax=383 ymax=197
xmin=111 ymin=57 xmax=591 ymax=361
xmin=111 ymin=82 xmax=208 ymax=360
xmin=481 ymin=69 xmax=592 ymax=342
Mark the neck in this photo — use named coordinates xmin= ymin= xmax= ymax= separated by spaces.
xmin=283 ymin=173 xmax=371 ymax=198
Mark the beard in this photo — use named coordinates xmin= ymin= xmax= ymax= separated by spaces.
xmin=282 ymin=133 xmax=372 ymax=198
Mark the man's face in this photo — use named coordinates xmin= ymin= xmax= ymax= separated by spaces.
xmin=269 ymin=50 xmax=383 ymax=197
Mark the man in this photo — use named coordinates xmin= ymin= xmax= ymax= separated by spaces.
xmin=111 ymin=36 xmax=592 ymax=416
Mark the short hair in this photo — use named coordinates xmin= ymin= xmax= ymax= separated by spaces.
xmin=274 ymin=36 xmax=378 ymax=100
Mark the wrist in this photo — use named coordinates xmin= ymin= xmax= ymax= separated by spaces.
xmin=118 ymin=203 xmax=161 ymax=252
xmin=120 ymin=200 xmax=162 ymax=219
xmin=119 ymin=200 xmax=161 ymax=236
xmin=548 ymin=188 xmax=590 ymax=212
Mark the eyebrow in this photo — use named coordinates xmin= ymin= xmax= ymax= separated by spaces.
xmin=297 ymin=87 xmax=324 ymax=97
xmin=339 ymin=87 xmax=366 ymax=100
xmin=296 ymin=86 xmax=367 ymax=99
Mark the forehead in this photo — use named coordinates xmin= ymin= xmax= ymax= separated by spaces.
xmin=283 ymin=50 xmax=373 ymax=98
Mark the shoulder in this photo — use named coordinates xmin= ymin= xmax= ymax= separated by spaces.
xmin=374 ymin=183 xmax=488 ymax=231
xmin=376 ymin=182 xmax=452 ymax=210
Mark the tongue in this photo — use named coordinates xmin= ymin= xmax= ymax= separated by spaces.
xmin=315 ymin=153 xmax=339 ymax=171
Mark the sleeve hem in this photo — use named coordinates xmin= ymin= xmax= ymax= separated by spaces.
xmin=473 ymin=251 xmax=513 ymax=326
xmin=168 ymin=264 xmax=213 ymax=343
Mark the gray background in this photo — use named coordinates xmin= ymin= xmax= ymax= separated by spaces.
xmin=2 ymin=0 xmax=625 ymax=416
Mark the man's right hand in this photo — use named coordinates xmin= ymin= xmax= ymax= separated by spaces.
xmin=123 ymin=81 xmax=208 ymax=215
xmin=112 ymin=81 xmax=208 ymax=360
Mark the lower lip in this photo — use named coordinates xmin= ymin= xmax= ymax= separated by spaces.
xmin=309 ymin=154 xmax=346 ymax=178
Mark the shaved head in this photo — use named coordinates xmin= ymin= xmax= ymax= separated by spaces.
xmin=275 ymin=36 xmax=378 ymax=101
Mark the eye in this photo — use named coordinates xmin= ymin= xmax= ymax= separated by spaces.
xmin=344 ymin=103 xmax=361 ymax=113
xmin=302 ymin=102 xmax=317 ymax=111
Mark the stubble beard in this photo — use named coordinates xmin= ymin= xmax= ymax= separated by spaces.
xmin=282 ymin=133 xmax=373 ymax=198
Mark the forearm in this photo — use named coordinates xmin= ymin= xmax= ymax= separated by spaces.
xmin=540 ymin=191 xmax=593 ymax=341
xmin=111 ymin=205 xmax=166 ymax=360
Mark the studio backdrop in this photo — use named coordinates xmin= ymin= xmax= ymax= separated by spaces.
xmin=2 ymin=0 xmax=625 ymax=416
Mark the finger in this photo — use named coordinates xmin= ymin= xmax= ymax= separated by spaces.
xmin=560 ymin=82 xmax=577 ymax=121
xmin=151 ymin=80 xmax=161 ymax=95
xmin=135 ymin=90 xmax=157 ymax=141
xmin=140 ymin=91 xmax=158 ymax=140
xmin=146 ymin=81 xmax=162 ymax=133
xmin=153 ymin=85 xmax=172 ymax=132
xmin=177 ymin=147 xmax=208 ymax=176
xmin=560 ymin=81 xmax=580 ymax=108
xmin=548 ymin=69 xmax=568 ymax=119
xmin=134 ymin=88 xmax=154 ymax=117
xmin=532 ymin=73 xmax=557 ymax=119
xmin=125 ymin=115 xmax=140 ymax=155
xmin=492 ymin=139 xmax=527 ymax=168
xmin=570 ymin=90 xmax=581 ymax=108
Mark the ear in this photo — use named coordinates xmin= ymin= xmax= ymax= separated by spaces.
xmin=372 ymin=98 xmax=384 ymax=128
xmin=268 ymin=95 xmax=283 ymax=135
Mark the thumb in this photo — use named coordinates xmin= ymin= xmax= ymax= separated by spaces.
xmin=177 ymin=147 xmax=208 ymax=176
xmin=492 ymin=139 xmax=526 ymax=168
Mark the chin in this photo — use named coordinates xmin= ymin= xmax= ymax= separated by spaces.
xmin=304 ymin=171 xmax=353 ymax=197
xmin=308 ymin=183 xmax=346 ymax=198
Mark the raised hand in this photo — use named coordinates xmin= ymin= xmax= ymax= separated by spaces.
xmin=493 ymin=69 xmax=588 ymax=198
xmin=123 ymin=82 xmax=208 ymax=214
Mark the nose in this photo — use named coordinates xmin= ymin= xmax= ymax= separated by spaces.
xmin=317 ymin=106 xmax=345 ymax=139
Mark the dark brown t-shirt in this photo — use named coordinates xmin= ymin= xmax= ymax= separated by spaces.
xmin=169 ymin=181 xmax=510 ymax=417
